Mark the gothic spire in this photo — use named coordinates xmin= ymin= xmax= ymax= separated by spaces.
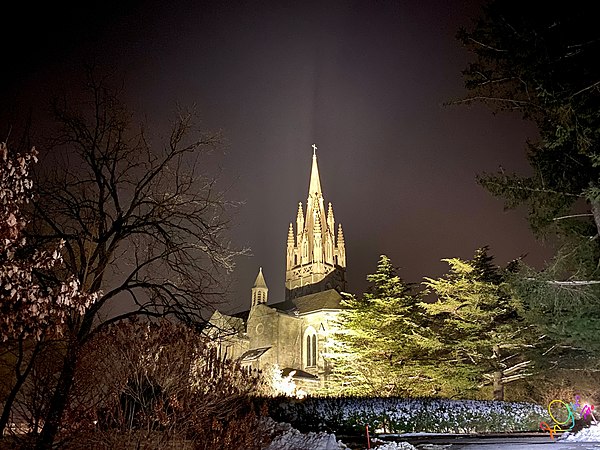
xmin=308 ymin=146 xmax=323 ymax=198
xmin=285 ymin=148 xmax=347 ymax=299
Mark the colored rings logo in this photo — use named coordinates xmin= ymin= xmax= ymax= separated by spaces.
xmin=540 ymin=395 xmax=596 ymax=440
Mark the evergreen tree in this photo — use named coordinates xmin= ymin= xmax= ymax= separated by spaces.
xmin=421 ymin=247 xmax=533 ymax=400
xmin=329 ymin=255 xmax=439 ymax=397
xmin=455 ymin=0 xmax=600 ymax=360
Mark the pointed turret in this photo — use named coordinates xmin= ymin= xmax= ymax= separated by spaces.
xmin=313 ymin=214 xmax=323 ymax=263
xmin=327 ymin=202 xmax=335 ymax=233
xmin=286 ymin=223 xmax=295 ymax=270
xmin=251 ymin=267 xmax=268 ymax=307
xmin=296 ymin=202 xmax=304 ymax=241
xmin=313 ymin=213 xmax=322 ymax=234
xmin=336 ymin=224 xmax=346 ymax=268
xmin=337 ymin=224 xmax=345 ymax=245
xmin=326 ymin=203 xmax=335 ymax=264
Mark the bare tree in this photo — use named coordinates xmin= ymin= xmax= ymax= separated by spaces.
xmin=29 ymin=71 xmax=244 ymax=448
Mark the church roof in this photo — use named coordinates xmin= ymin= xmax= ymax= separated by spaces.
xmin=240 ymin=346 xmax=271 ymax=362
xmin=219 ymin=289 xmax=344 ymax=327
xmin=282 ymin=367 xmax=319 ymax=381
xmin=270 ymin=289 xmax=343 ymax=315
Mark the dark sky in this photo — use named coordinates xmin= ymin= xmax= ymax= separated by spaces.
xmin=1 ymin=0 xmax=553 ymax=314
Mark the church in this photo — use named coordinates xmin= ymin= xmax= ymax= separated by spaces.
xmin=208 ymin=146 xmax=348 ymax=392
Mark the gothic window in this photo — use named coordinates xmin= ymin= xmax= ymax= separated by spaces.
xmin=304 ymin=327 xmax=317 ymax=368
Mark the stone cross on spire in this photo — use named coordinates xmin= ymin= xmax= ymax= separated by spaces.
xmin=312 ymin=143 xmax=317 ymax=156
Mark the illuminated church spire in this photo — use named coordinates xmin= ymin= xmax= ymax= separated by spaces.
xmin=308 ymin=144 xmax=323 ymax=198
xmin=285 ymin=146 xmax=347 ymax=300
xmin=251 ymin=267 xmax=268 ymax=307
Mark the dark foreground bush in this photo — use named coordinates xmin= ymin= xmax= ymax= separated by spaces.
xmin=57 ymin=321 xmax=271 ymax=450
xmin=64 ymin=399 xmax=270 ymax=450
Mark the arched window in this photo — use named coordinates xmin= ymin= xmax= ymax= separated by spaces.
xmin=304 ymin=327 xmax=318 ymax=367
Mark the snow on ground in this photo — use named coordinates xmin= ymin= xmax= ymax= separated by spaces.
xmin=264 ymin=428 xmax=345 ymax=450
xmin=369 ymin=442 xmax=417 ymax=450
xmin=261 ymin=419 xmax=419 ymax=450
xmin=261 ymin=417 xmax=600 ymax=449
xmin=562 ymin=423 xmax=600 ymax=442
xmin=262 ymin=417 xmax=348 ymax=450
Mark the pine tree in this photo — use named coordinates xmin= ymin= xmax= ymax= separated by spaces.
xmin=421 ymin=247 xmax=533 ymax=400
xmin=455 ymin=0 xmax=600 ymax=360
xmin=329 ymin=255 xmax=439 ymax=396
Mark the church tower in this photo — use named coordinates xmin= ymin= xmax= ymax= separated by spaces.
xmin=285 ymin=145 xmax=346 ymax=300
xmin=251 ymin=267 xmax=268 ymax=307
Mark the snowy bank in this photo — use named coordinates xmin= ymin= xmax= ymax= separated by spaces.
xmin=262 ymin=417 xmax=348 ymax=450
xmin=372 ymin=443 xmax=417 ymax=450
xmin=562 ymin=423 xmax=600 ymax=442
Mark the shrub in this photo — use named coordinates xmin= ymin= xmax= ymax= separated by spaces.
xmin=268 ymin=396 xmax=547 ymax=435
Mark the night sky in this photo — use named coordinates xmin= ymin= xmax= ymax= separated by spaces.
xmin=1 ymin=0 xmax=553 ymax=313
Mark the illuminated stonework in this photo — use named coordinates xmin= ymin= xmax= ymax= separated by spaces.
xmin=285 ymin=148 xmax=346 ymax=300
xmin=207 ymin=148 xmax=347 ymax=393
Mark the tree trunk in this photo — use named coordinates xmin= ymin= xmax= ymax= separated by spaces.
xmin=591 ymin=201 xmax=600 ymax=241
xmin=493 ymin=370 xmax=504 ymax=401
xmin=35 ymin=341 xmax=79 ymax=449
xmin=0 ymin=339 xmax=41 ymax=438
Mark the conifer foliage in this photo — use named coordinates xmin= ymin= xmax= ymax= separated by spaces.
xmin=457 ymin=0 xmax=600 ymax=358
xmin=330 ymin=255 xmax=434 ymax=396
xmin=422 ymin=247 xmax=532 ymax=400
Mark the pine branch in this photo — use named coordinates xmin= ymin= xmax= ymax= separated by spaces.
xmin=552 ymin=213 xmax=594 ymax=221
xmin=525 ymin=278 xmax=600 ymax=286
xmin=503 ymin=360 xmax=532 ymax=376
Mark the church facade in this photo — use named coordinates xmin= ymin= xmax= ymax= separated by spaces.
xmin=208 ymin=147 xmax=348 ymax=391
